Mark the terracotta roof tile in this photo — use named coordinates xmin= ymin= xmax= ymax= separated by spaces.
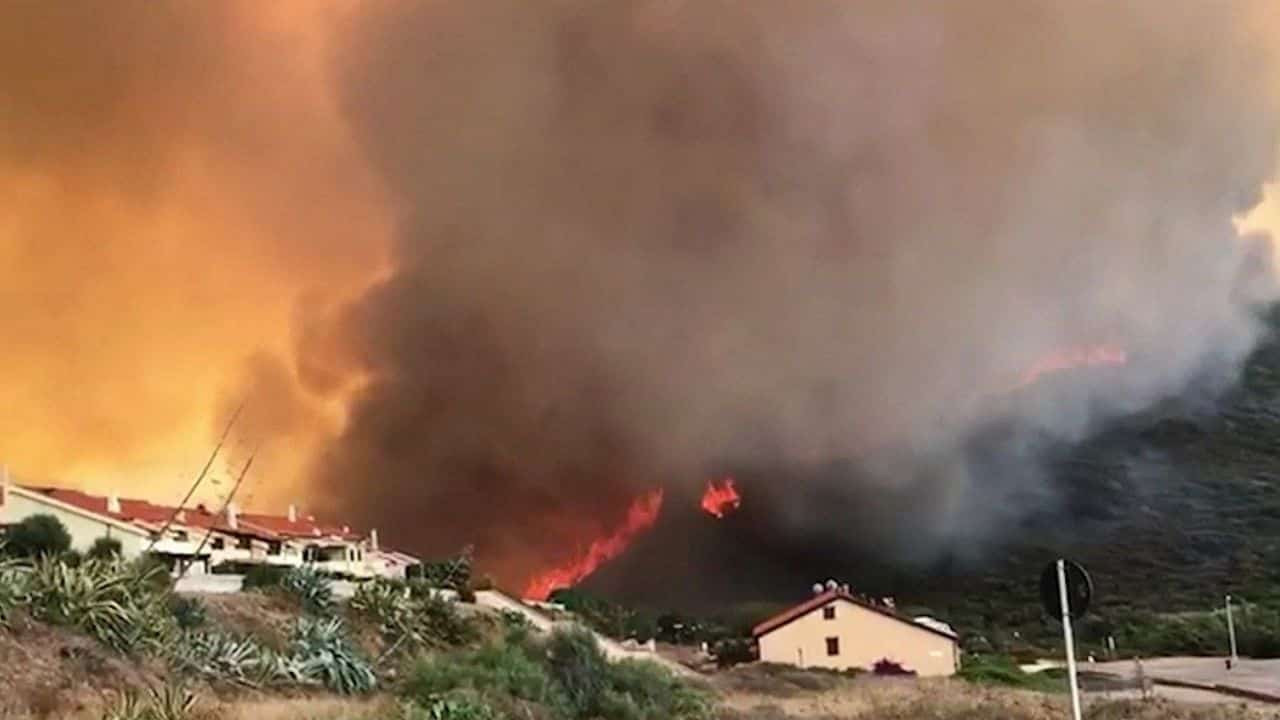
xmin=751 ymin=589 xmax=958 ymax=642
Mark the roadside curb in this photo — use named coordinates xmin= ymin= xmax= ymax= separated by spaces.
xmin=1151 ymin=676 xmax=1280 ymax=705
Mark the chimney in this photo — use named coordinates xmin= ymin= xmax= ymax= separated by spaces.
xmin=287 ymin=504 xmax=297 ymax=523
xmin=107 ymin=492 xmax=121 ymax=514
xmin=370 ymin=528 xmax=379 ymax=551
xmin=226 ymin=502 xmax=238 ymax=531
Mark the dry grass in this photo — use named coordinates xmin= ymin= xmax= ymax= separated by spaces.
xmin=712 ymin=665 xmax=1271 ymax=720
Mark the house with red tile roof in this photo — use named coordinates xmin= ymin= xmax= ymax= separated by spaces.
xmin=752 ymin=582 xmax=959 ymax=677
xmin=0 ymin=467 xmax=417 ymax=580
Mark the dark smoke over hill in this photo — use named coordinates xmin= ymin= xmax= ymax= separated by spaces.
xmin=291 ymin=1 xmax=1280 ymax=582
xmin=259 ymin=1 xmax=1280 ymax=584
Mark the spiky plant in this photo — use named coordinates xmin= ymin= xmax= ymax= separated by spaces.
xmin=25 ymin=557 xmax=174 ymax=652
xmin=280 ymin=566 xmax=335 ymax=614
xmin=0 ymin=553 xmax=31 ymax=627
xmin=101 ymin=685 xmax=198 ymax=720
xmin=288 ymin=616 xmax=377 ymax=694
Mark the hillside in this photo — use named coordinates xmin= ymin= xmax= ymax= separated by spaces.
xmin=586 ymin=306 xmax=1280 ymax=653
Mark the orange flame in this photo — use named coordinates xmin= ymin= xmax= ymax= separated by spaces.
xmin=522 ymin=488 xmax=665 ymax=600
xmin=1016 ymin=345 xmax=1128 ymax=389
xmin=700 ymin=476 xmax=741 ymax=519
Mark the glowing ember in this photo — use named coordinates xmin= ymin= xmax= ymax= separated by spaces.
xmin=522 ymin=488 xmax=665 ymax=601
xmin=700 ymin=477 xmax=741 ymax=519
xmin=1016 ymin=345 xmax=1128 ymax=389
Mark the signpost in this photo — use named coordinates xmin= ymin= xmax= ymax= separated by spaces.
xmin=1041 ymin=559 xmax=1093 ymax=720
xmin=1225 ymin=595 xmax=1238 ymax=669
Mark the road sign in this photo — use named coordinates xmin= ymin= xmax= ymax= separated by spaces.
xmin=1040 ymin=559 xmax=1092 ymax=621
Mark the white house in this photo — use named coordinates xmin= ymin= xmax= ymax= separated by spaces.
xmin=0 ymin=467 xmax=416 ymax=579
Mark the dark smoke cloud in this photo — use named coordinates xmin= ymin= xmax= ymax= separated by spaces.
xmin=285 ymin=1 xmax=1280 ymax=582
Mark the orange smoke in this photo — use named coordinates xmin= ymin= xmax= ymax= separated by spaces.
xmin=522 ymin=488 xmax=665 ymax=601
xmin=700 ymin=477 xmax=742 ymax=519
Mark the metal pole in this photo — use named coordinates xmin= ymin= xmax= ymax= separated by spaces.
xmin=1226 ymin=594 xmax=1238 ymax=668
xmin=1057 ymin=559 xmax=1083 ymax=720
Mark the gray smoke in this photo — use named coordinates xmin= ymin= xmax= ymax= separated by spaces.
xmin=286 ymin=1 xmax=1280 ymax=582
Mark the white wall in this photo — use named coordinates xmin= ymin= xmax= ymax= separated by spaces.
xmin=0 ymin=491 xmax=149 ymax=557
xmin=757 ymin=598 xmax=958 ymax=677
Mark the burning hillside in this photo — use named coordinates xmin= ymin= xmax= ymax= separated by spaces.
xmin=3 ymin=2 xmax=1280 ymax=592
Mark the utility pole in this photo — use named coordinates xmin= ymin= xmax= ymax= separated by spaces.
xmin=1226 ymin=594 xmax=1238 ymax=669
xmin=146 ymin=403 xmax=242 ymax=553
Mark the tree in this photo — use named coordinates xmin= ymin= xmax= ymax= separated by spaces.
xmin=4 ymin=514 xmax=72 ymax=558
xmin=87 ymin=536 xmax=123 ymax=561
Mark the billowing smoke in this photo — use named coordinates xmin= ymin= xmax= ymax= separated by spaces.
xmin=292 ymin=0 xmax=1280 ymax=581
xmin=4 ymin=2 xmax=1280 ymax=587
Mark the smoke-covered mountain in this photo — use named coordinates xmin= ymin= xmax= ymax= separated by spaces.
xmin=584 ymin=306 xmax=1280 ymax=635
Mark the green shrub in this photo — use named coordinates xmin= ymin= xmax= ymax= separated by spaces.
xmin=603 ymin=659 xmax=714 ymax=720
xmin=25 ymin=557 xmax=174 ymax=653
xmin=404 ymin=640 xmax=568 ymax=712
xmin=241 ymin=564 xmax=289 ymax=590
xmin=958 ymin=654 xmax=1063 ymax=692
xmin=280 ymin=567 xmax=335 ymax=614
xmin=88 ymin=536 xmax=124 ymax=561
xmin=351 ymin=578 xmax=478 ymax=656
xmin=287 ymin=616 xmax=376 ymax=694
xmin=0 ymin=554 xmax=30 ymax=626
xmin=168 ymin=595 xmax=207 ymax=629
xmin=5 ymin=514 xmax=72 ymax=559
xmin=102 ymin=684 xmax=198 ymax=720
xmin=412 ymin=691 xmax=498 ymax=720
xmin=546 ymin=628 xmax=612 ymax=718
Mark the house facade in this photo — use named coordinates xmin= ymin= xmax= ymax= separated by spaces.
xmin=753 ymin=587 xmax=960 ymax=677
xmin=0 ymin=468 xmax=416 ymax=580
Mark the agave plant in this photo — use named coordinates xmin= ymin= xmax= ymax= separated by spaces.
xmin=101 ymin=684 xmax=198 ymax=720
xmin=25 ymin=557 xmax=173 ymax=652
xmin=170 ymin=630 xmax=269 ymax=685
xmin=280 ymin=567 xmax=335 ymax=614
xmin=288 ymin=616 xmax=377 ymax=694
xmin=0 ymin=553 xmax=31 ymax=627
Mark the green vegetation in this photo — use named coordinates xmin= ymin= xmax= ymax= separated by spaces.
xmin=402 ymin=626 xmax=712 ymax=720
xmin=24 ymin=556 xmax=173 ymax=653
xmin=958 ymin=653 xmax=1063 ymax=692
xmin=351 ymin=578 xmax=479 ymax=659
xmin=101 ymin=685 xmax=198 ymax=720
xmin=3 ymin=514 xmax=72 ymax=559
xmin=88 ymin=536 xmax=124 ymax=561
xmin=280 ymin=566 xmax=336 ymax=614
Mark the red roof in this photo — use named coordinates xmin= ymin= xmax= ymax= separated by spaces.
xmin=751 ymin=589 xmax=958 ymax=642
xmin=17 ymin=486 xmax=360 ymax=543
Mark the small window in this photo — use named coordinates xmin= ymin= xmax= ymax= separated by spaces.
xmin=237 ymin=536 xmax=252 ymax=550
xmin=211 ymin=538 xmax=225 ymax=550
xmin=823 ymin=606 xmax=836 ymax=620
xmin=825 ymin=637 xmax=840 ymax=656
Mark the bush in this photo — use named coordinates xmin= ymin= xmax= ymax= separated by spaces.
xmin=88 ymin=536 xmax=124 ymax=561
xmin=25 ymin=557 xmax=175 ymax=653
xmin=102 ymin=684 xmax=199 ymax=720
xmin=4 ymin=514 xmax=72 ymax=559
xmin=546 ymin=628 xmax=612 ymax=717
xmin=280 ymin=567 xmax=335 ymax=614
xmin=287 ymin=616 xmax=377 ymax=694
xmin=404 ymin=640 xmax=568 ymax=713
xmin=958 ymin=653 xmax=1062 ymax=692
xmin=241 ymin=564 xmax=289 ymax=590
xmin=351 ymin=579 xmax=478 ymax=656
xmin=169 ymin=595 xmax=207 ymax=629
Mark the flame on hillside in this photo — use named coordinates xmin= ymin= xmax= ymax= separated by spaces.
xmin=700 ymin=477 xmax=741 ymax=519
xmin=1015 ymin=345 xmax=1129 ymax=390
xmin=522 ymin=488 xmax=665 ymax=601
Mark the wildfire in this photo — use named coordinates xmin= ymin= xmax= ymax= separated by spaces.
xmin=1015 ymin=345 xmax=1128 ymax=390
xmin=700 ymin=476 xmax=741 ymax=519
xmin=522 ymin=488 xmax=665 ymax=601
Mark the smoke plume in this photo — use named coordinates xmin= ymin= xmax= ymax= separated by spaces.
xmin=4 ymin=2 xmax=1280 ymax=586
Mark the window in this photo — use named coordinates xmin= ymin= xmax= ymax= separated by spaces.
xmin=823 ymin=606 xmax=836 ymax=620
xmin=237 ymin=536 xmax=252 ymax=550
xmin=211 ymin=538 xmax=225 ymax=550
xmin=825 ymin=637 xmax=840 ymax=656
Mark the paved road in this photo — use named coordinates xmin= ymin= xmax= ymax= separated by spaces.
xmin=1095 ymin=657 xmax=1280 ymax=701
